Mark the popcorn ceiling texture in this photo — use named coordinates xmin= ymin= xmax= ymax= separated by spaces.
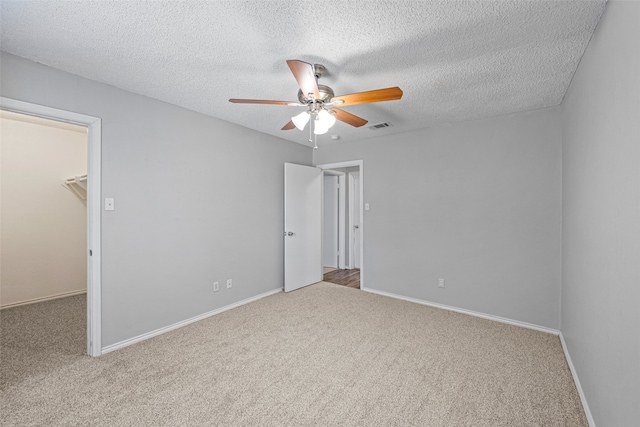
xmin=0 ymin=1 xmax=605 ymax=145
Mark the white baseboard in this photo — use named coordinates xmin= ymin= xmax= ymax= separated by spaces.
xmin=102 ymin=288 xmax=282 ymax=354
xmin=559 ymin=333 xmax=596 ymax=427
xmin=360 ymin=288 xmax=560 ymax=335
xmin=0 ymin=289 xmax=87 ymax=310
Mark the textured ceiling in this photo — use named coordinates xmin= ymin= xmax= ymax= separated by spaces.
xmin=0 ymin=1 xmax=605 ymax=147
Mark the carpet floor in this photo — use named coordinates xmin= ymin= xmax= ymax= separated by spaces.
xmin=0 ymin=282 xmax=587 ymax=426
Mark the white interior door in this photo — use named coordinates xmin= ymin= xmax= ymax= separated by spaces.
xmin=284 ymin=163 xmax=322 ymax=292
xmin=323 ymin=175 xmax=339 ymax=268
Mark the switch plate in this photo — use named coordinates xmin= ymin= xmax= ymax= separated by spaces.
xmin=365 ymin=203 xmax=370 ymax=211
xmin=105 ymin=198 xmax=115 ymax=211
xmin=438 ymin=278 xmax=445 ymax=288
xmin=213 ymin=281 xmax=219 ymax=292
xmin=226 ymin=279 xmax=232 ymax=289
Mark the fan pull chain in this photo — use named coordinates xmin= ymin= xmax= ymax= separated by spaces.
xmin=309 ymin=114 xmax=318 ymax=149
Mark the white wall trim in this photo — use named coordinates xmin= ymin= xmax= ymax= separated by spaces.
xmin=337 ymin=174 xmax=346 ymax=269
xmin=0 ymin=97 xmax=102 ymax=357
xmin=361 ymin=287 xmax=560 ymax=335
xmin=559 ymin=333 xmax=596 ymax=427
xmin=347 ymin=170 xmax=361 ymax=271
xmin=316 ymin=160 xmax=362 ymax=169
xmin=102 ymin=288 xmax=282 ymax=354
xmin=347 ymin=172 xmax=355 ymax=269
xmin=0 ymin=290 xmax=87 ymax=310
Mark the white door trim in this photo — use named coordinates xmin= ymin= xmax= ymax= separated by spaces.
xmin=337 ymin=174 xmax=346 ymax=269
xmin=315 ymin=160 xmax=364 ymax=290
xmin=1 ymin=97 xmax=102 ymax=356
xmin=322 ymin=170 xmax=346 ymax=269
xmin=348 ymin=171 xmax=359 ymax=269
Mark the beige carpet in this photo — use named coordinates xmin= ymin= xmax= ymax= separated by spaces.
xmin=1 ymin=282 xmax=587 ymax=426
xmin=1 ymin=294 xmax=87 ymax=390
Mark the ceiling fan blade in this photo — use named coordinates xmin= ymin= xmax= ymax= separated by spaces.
xmin=281 ymin=120 xmax=296 ymax=130
xmin=331 ymin=87 xmax=403 ymax=107
xmin=286 ymin=60 xmax=320 ymax=99
xmin=229 ymin=99 xmax=293 ymax=105
xmin=330 ymin=108 xmax=368 ymax=128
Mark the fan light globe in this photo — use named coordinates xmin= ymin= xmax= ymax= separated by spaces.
xmin=292 ymin=111 xmax=310 ymax=130
xmin=313 ymin=122 xmax=329 ymax=135
xmin=317 ymin=109 xmax=336 ymax=128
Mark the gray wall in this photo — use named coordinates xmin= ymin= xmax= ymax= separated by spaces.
xmin=315 ymin=108 xmax=562 ymax=329
xmin=0 ymin=52 xmax=311 ymax=347
xmin=561 ymin=1 xmax=640 ymax=425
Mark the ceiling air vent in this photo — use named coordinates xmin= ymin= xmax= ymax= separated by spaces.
xmin=369 ymin=122 xmax=392 ymax=130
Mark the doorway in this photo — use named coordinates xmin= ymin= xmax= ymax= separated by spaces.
xmin=322 ymin=170 xmax=346 ymax=272
xmin=0 ymin=97 xmax=102 ymax=356
xmin=1 ymin=110 xmax=87 ymax=306
xmin=318 ymin=161 xmax=363 ymax=290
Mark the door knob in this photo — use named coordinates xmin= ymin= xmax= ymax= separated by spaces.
xmin=285 ymin=231 xmax=294 ymax=236
xmin=354 ymin=225 xmax=359 ymax=229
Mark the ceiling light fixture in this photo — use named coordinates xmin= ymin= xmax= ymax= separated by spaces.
xmin=290 ymin=100 xmax=338 ymax=149
xmin=291 ymin=104 xmax=336 ymax=134
xmin=230 ymin=60 xmax=404 ymax=150
xmin=312 ymin=109 xmax=336 ymax=135
xmin=292 ymin=110 xmax=310 ymax=130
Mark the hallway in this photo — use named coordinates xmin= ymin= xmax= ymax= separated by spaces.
xmin=323 ymin=268 xmax=360 ymax=289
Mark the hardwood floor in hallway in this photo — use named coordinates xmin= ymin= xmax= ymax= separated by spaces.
xmin=323 ymin=268 xmax=360 ymax=289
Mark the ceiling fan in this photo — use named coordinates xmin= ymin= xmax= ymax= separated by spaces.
xmin=229 ymin=60 xmax=403 ymax=147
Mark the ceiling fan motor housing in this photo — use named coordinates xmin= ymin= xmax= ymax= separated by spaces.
xmin=298 ymin=84 xmax=335 ymax=104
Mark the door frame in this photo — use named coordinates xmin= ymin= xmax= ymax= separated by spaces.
xmin=316 ymin=160 xmax=364 ymax=290
xmin=322 ymin=170 xmax=346 ymax=269
xmin=1 ymin=97 xmax=102 ymax=356
xmin=348 ymin=170 xmax=360 ymax=269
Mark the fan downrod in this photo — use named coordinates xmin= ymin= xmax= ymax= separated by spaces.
xmin=312 ymin=64 xmax=326 ymax=79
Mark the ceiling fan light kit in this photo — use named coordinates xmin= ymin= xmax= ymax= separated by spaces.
xmin=314 ymin=109 xmax=336 ymax=134
xmin=292 ymin=110 xmax=310 ymax=131
xmin=229 ymin=60 xmax=403 ymax=148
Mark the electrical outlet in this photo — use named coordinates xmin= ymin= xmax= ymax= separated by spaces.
xmin=226 ymin=279 xmax=232 ymax=289
xmin=438 ymin=278 xmax=445 ymax=288
xmin=213 ymin=281 xmax=219 ymax=292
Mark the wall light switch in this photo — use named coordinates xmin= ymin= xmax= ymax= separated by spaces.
xmin=365 ymin=203 xmax=370 ymax=211
xmin=105 ymin=198 xmax=115 ymax=211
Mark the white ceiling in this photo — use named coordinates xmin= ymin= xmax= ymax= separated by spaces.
xmin=0 ymin=1 xmax=606 ymax=147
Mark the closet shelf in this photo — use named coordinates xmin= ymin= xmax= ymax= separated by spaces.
xmin=62 ymin=174 xmax=87 ymax=202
